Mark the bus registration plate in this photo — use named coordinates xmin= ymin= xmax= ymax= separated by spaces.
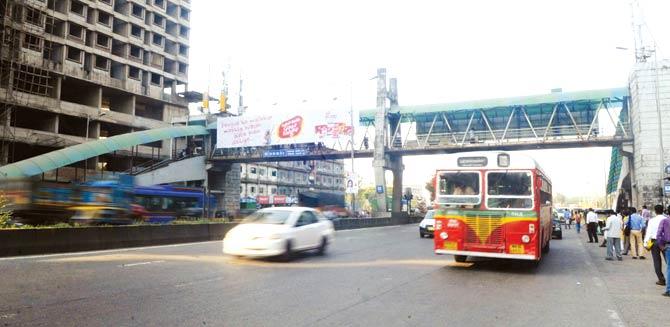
xmin=443 ymin=241 xmax=457 ymax=250
xmin=509 ymin=244 xmax=525 ymax=254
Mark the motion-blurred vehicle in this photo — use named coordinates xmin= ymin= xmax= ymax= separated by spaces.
xmin=223 ymin=207 xmax=334 ymax=260
xmin=419 ymin=210 xmax=436 ymax=238
xmin=69 ymin=206 xmax=134 ymax=225
xmin=552 ymin=213 xmax=563 ymax=239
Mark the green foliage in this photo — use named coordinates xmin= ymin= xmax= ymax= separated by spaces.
xmin=0 ymin=192 xmax=13 ymax=228
xmin=425 ymin=177 xmax=435 ymax=201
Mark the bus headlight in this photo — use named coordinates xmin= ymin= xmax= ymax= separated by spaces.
xmin=440 ymin=232 xmax=448 ymax=240
xmin=521 ymin=235 xmax=530 ymax=243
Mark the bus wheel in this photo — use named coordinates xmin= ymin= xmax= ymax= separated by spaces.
xmin=454 ymin=255 xmax=467 ymax=263
xmin=542 ymin=239 xmax=550 ymax=254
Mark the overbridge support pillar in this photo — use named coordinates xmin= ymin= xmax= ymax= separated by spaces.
xmin=372 ymin=68 xmax=388 ymax=214
xmin=389 ymin=155 xmax=404 ymax=213
xmin=208 ymin=162 xmax=241 ymax=218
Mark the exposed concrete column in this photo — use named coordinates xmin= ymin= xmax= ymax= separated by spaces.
xmin=390 ymin=155 xmax=404 ymax=213
xmin=208 ymin=163 xmax=241 ymax=217
xmin=629 ymin=60 xmax=670 ymax=207
xmin=55 ymin=77 xmax=63 ymax=100
xmin=52 ymin=114 xmax=59 ymax=133
xmin=372 ymin=68 xmax=388 ymax=213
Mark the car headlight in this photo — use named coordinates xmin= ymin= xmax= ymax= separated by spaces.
xmin=269 ymin=234 xmax=282 ymax=240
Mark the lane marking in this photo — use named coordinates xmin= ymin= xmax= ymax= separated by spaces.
xmin=607 ymin=309 xmax=626 ymax=327
xmin=118 ymin=260 xmax=165 ymax=267
xmin=0 ymin=240 xmax=223 ymax=262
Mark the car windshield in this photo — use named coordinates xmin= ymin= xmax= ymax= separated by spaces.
xmin=424 ymin=211 xmax=435 ymax=220
xmin=242 ymin=210 xmax=291 ymax=224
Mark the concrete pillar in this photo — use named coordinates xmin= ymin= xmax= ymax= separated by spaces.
xmin=390 ymin=155 xmax=404 ymax=213
xmin=629 ymin=60 xmax=670 ymax=207
xmin=372 ymin=68 xmax=388 ymax=212
xmin=54 ymin=76 xmax=62 ymax=100
xmin=208 ymin=163 xmax=241 ymax=217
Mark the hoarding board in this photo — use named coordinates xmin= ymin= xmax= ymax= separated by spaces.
xmin=216 ymin=110 xmax=355 ymax=149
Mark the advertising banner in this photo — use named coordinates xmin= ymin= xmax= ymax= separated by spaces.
xmin=217 ymin=110 xmax=356 ymax=149
xmin=216 ymin=115 xmax=273 ymax=148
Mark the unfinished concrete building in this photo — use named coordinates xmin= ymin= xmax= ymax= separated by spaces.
xmin=0 ymin=0 xmax=192 ymax=181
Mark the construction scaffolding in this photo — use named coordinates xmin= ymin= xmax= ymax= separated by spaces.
xmin=0 ymin=0 xmax=54 ymax=166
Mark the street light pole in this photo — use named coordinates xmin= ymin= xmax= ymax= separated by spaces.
xmin=85 ymin=114 xmax=90 ymax=181
xmin=350 ymin=82 xmax=356 ymax=216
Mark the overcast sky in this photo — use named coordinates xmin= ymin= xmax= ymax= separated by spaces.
xmin=187 ymin=0 xmax=670 ymax=197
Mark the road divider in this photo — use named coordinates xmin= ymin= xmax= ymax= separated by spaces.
xmin=0 ymin=213 xmax=421 ymax=257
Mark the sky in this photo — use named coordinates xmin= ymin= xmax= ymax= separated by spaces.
xmin=187 ymin=0 xmax=670 ymax=198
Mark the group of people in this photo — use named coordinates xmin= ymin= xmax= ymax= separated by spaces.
xmin=573 ymin=205 xmax=670 ymax=298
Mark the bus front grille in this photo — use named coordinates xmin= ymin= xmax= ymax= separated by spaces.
xmin=464 ymin=216 xmax=503 ymax=245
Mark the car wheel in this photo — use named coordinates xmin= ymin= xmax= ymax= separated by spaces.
xmin=557 ymin=232 xmax=562 ymax=240
xmin=419 ymin=232 xmax=424 ymax=238
xmin=281 ymin=240 xmax=293 ymax=262
xmin=454 ymin=255 xmax=467 ymax=263
xmin=317 ymin=237 xmax=328 ymax=256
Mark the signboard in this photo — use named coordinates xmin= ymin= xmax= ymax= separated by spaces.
xmin=666 ymin=165 xmax=670 ymax=175
xmin=216 ymin=110 xmax=355 ymax=149
xmin=664 ymin=181 xmax=670 ymax=196
xmin=345 ymin=172 xmax=358 ymax=194
xmin=376 ymin=185 xmax=384 ymax=194
xmin=457 ymin=156 xmax=488 ymax=167
xmin=256 ymin=196 xmax=270 ymax=205
xmin=263 ymin=148 xmax=309 ymax=158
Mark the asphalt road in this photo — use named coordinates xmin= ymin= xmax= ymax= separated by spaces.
xmin=0 ymin=224 xmax=662 ymax=327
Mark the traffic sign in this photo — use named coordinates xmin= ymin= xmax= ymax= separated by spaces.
xmin=665 ymin=164 xmax=670 ymax=175
xmin=665 ymin=181 xmax=670 ymax=196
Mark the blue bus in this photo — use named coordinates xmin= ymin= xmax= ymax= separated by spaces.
xmin=133 ymin=185 xmax=217 ymax=223
xmin=80 ymin=180 xmax=216 ymax=223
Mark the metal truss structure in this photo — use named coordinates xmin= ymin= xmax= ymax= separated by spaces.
xmin=210 ymin=88 xmax=631 ymax=163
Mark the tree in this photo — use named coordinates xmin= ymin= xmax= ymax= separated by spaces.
xmin=0 ymin=192 xmax=12 ymax=228
xmin=425 ymin=176 xmax=436 ymax=201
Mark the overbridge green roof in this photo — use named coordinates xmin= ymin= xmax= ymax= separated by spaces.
xmin=0 ymin=126 xmax=208 ymax=179
xmin=359 ymin=87 xmax=629 ymax=120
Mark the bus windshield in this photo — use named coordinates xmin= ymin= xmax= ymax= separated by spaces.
xmin=486 ymin=171 xmax=533 ymax=209
xmin=437 ymin=172 xmax=481 ymax=205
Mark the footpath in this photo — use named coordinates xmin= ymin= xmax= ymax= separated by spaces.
xmin=576 ymin=227 xmax=667 ymax=327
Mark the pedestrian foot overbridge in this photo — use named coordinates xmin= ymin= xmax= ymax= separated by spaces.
xmin=210 ymin=87 xmax=631 ymax=163
xmin=0 ymin=126 xmax=208 ymax=179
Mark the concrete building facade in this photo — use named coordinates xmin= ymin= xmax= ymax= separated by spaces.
xmin=0 ymin=0 xmax=191 ymax=181
xmin=240 ymin=160 xmax=346 ymax=205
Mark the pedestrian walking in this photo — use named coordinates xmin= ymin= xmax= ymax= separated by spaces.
xmin=603 ymin=211 xmax=623 ymax=261
xmin=564 ymin=210 xmax=572 ymax=229
xmin=657 ymin=212 xmax=670 ymax=297
xmin=586 ymin=208 xmax=599 ymax=243
xmin=622 ymin=208 xmax=631 ymax=255
xmin=644 ymin=205 xmax=667 ymax=286
xmin=575 ymin=210 xmax=583 ymax=234
xmin=628 ymin=207 xmax=646 ymax=259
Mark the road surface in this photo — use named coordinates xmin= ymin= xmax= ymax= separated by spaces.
xmin=0 ymin=224 xmax=664 ymax=326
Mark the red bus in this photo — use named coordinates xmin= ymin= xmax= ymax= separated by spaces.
xmin=432 ymin=152 xmax=552 ymax=263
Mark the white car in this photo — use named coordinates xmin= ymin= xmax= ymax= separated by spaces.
xmin=223 ymin=207 xmax=335 ymax=259
xmin=419 ymin=210 xmax=436 ymax=238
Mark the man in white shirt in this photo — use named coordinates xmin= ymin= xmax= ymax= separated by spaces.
xmin=586 ymin=208 xmax=599 ymax=243
xmin=603 ymin=212 xmax=623 ymax=261
xmin=644 ymin=205 xmax=668 ymax=286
